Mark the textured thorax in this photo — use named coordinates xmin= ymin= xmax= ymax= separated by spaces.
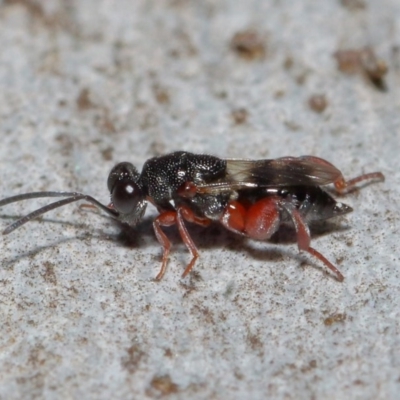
xmin=139 ymin=152 xmax=227 ymax=213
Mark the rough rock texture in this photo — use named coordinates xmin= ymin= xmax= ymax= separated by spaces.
xmin=0 ymin=1 xmax=398 ymax=399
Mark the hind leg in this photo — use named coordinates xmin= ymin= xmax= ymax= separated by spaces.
xmin=220 ymin=197 xmax=344 ymax=281
xmin=281 ymin=203 xmax=344 ymax=281
xmin=334 ymin=171 xmax=385 ymax=193
xmin=220 ymin=198 xmax=280 ymax=241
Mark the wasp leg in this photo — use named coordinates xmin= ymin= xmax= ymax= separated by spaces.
xmin=221 ymin=198 xmax=281 ymax=240
xmin=153 ymin=211 xmax=177 ymax=281
xmin=176 ymin=205 xmax=211 ymax=278
xmin=79 ymin=204 xmax=97 ymax=210
xmin=153 ymin=207 xmax=211 ymax=280
xmin=176 ymin=181 xmax=197 ymax=198
xmin=244 ymin=198 xmax=281 ymax=240
xmin=282 ymin=203 xmax=344 ymax=282
xmin=298 ymin=156 xmax=384 ymax=193
xmin=334 ymin=172 xmax=385 ymax=193
xmin=222 ymin=198 xmax=344 ymax=281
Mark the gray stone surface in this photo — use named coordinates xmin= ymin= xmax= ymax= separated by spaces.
xmin=0 ymin=1 xmax=398 ymax=399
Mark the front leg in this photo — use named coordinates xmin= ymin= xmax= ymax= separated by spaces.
xmin=152 ymin=206 xmax=211 ymax=280
xmin=153 ymin=211 xmax=177 ymax=280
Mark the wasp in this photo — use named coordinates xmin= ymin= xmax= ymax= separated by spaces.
xmin=0 ymin=151 xmax=384 ymax=281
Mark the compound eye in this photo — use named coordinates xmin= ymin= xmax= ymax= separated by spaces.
xmin=107 ymin=162 xmax=137 ymax=192
xmin=111 ymin=180 xmax=143 ymax=215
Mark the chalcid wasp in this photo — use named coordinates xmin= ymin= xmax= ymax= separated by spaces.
xmin=0 ymin=152 xmax=384 ymax=281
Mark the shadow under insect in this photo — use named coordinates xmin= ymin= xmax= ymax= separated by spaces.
xmin=0 ymin=151 xmax=384 ymax=282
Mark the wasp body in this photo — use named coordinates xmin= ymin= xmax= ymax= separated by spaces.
xmin=0 ymin=151 xmax=384 ymax=281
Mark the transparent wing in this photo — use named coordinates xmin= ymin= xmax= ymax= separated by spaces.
xmin=195 ymin=156 xmax=343 ymax=195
